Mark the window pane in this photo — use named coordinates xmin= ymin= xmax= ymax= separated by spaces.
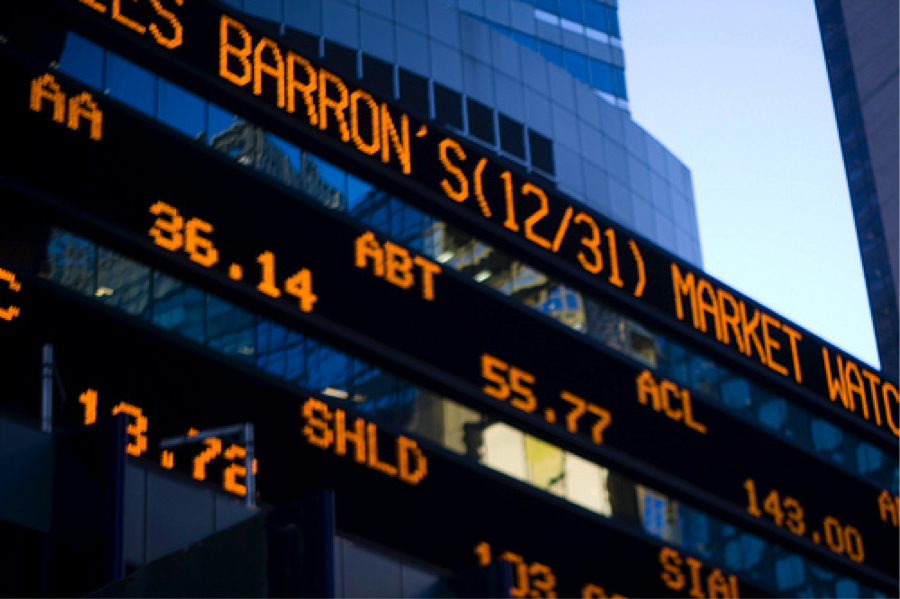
xmin=302 ymin=155 xmax=347 ymax=209
xmin=97 ymin=248 xmax=150 ymax=318
xmin=58 ymin=33 xmax=104 ymax=89
xmin=207 ymin=103 xmax=240 ymax=145
xmin=538 ymin=41 xmax=564 ymax=69
xmin=590 ymin=59 xmax=614 ymax=95
xmin=607 ymin=7 xmax=621 ymax=37
xmin=434 ymin=83 xmax=463 ymax=130
xmin=583 ymin=1 xmax=608 ymax=33
xmin=498 ymin=114 xmax=525 ymax=159
xmin=511 ymin=31 xmax=538 ymax=51
xmin=564 ymin=49 xmax=589 ymax=82
xmin=559 ymin=0 xmax=582 ymax=22
xmin=467 ymin=98 xmax=495 ymax=145
xmin=613 ymin=66 xmax=628 ymax=99
xmin=152 ymin=273 xmax=205 ymax=342
xmin=158 ymin=79 xmax=206 ymax=139
xmin=207 ymin=296 xmax=256 ymax=361
xmin=106 ymin=54 xmax=156 ymax=116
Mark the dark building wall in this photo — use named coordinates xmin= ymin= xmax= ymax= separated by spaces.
xmin=815 ymin=0 xmax=899 ymax=378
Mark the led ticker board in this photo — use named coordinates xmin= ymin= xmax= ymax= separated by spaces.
xmin=2 ymin=50 xmax=898 ymax=589
xmin=0 ymin=273 xmax=785 ymax=599
xmin=14 ymin=0 xmax=898 ymax=444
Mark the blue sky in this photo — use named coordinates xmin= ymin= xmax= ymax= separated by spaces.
xmin=618 ymin=1 xmax=880 ymax=369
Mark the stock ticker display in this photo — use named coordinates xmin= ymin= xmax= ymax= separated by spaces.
xmin=0 ymin=1 xmax=897 ymax=597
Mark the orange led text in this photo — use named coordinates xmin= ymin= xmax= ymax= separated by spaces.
xmin=878 ymin=490 xmax=899 ymax=528
xmin=671 ymin=263 xmax=802 ymax=384
xmin=301 ymin=398 xmax=427 ymax=485
xmin=355 ymin=231 xmax=440 ymax=300
xmin=636 ymin=371 xmax=707 ymax=434
xmin=821 ymin=346 xmax=899 ymax=437
xmin=77 ymin=0 xmax=183 ymax=49
xmin=219 ymin=15 xmax=412 ymax=174
xmin=659 ymin=547 xmax=739 ymax=598
xmin=30 ymin=74 xmax=103 ymax=141
xmin=0 ymin=268 xmax=22 ymax=322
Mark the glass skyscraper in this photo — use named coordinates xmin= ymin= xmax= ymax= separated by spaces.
xmin=230 ymin=0 xmax=704 ymax=266
xmin=1 ymin=1 xmax=896 ymax=597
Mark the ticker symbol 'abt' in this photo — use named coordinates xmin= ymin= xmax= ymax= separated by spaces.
xmin=355 ymin=231 xmax=440 ymax=301
xmin=0 ymin=268 xmax=22 ymax=322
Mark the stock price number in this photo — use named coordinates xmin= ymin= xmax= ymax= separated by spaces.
xmin=78 ymin=388 xmax=255 ymax=498
xmin=480 ymin=354 xmax=612 ymax=445
xmin=743 ymin=478 xmax=865 ymax=563
xmin=439 ymin=140 xmax=646 ymax=298
xmin=148 ymin=201 xmax=317 ymax=312
xmin=474 ymin=542 xmax=625 ymax=598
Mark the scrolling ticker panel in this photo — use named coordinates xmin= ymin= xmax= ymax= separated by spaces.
xmin=9 ymin=0 xmax=897 ymax=446
xmin=0 ymin=2 xmax=900 ymax=594
xmin=1 ymin=45 xmax=897 ymax=592
xmin=2 ymin=269 xmax=785 ymax=599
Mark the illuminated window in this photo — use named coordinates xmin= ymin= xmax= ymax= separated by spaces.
xmin=525 ymin=435 xmax=565 ymax=496
xmin=563 ymin=452 xmax=611 ymax=516
xmin=637 ymin=487 xmax=680 ymax=543
xmin=483 ymin=422 xmax=527 ymax=480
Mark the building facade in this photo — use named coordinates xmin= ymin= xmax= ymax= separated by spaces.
xmin=0 ymin=1 xmax=897 ymax=597
xmin=815 ymin=0 xmax=899 ymax=379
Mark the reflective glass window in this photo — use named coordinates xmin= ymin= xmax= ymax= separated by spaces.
xmin=106 ymin=54 xmax=156 ymax=116
xmin=158 ymin=80 xmax=206 ymax=140
xmin=97 ymin=248 xmax=150 ymax=318
xmin=564 ymin=49 xmax=589 ymax=82
xmin=58 ymin=33 xmax=104 ymax=89
xmin=590 ymin=59 xmax=614 ymax=95
xmin=559 ymin=0 xmax=583 ymax=22
xmin=583 ymin=1 xmax=609 ymax=34
xmin=538 ymin=41 xmax=564 ymax=69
